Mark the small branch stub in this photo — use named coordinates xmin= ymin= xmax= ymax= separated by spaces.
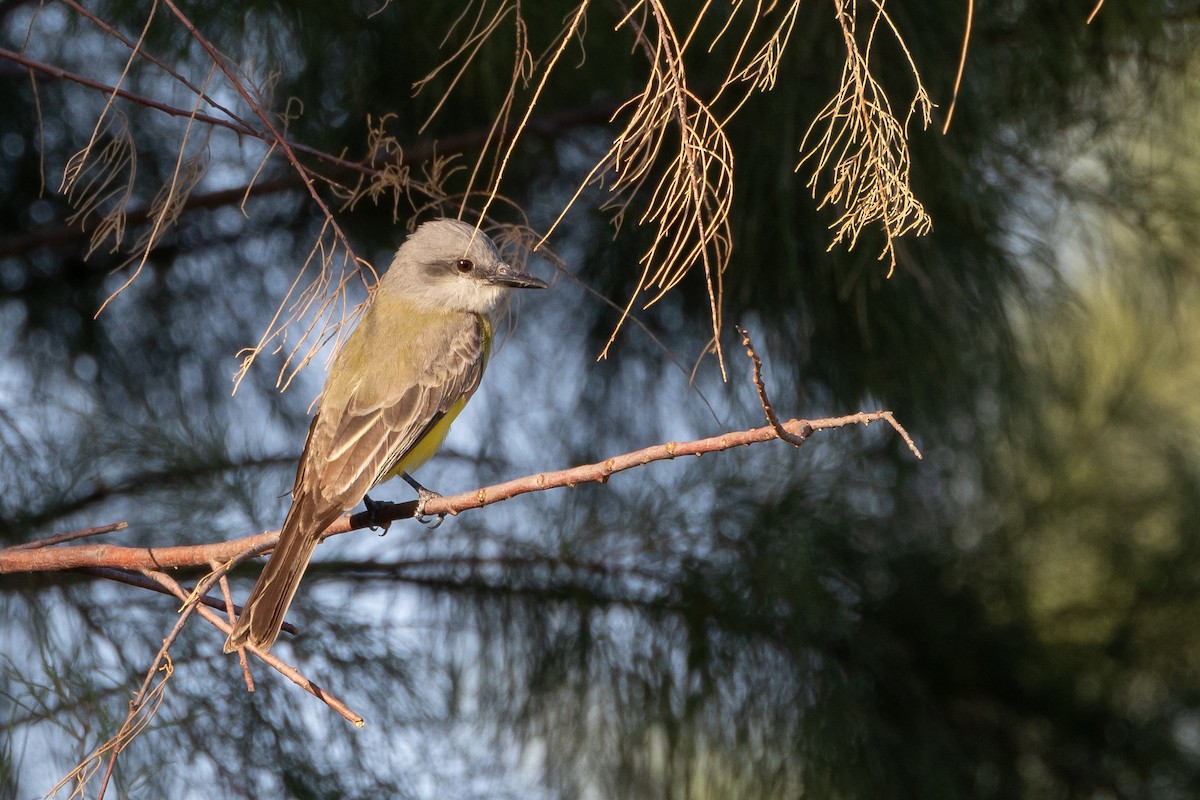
xmin=736 ymin=324 xmax=807 ymax=446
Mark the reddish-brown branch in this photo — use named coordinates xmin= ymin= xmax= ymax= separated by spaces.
xmin=0 ymin=412 xmax=921 ymax=575
xmin=9 ymin=521 xmax=127 ymax=550
xmin=214 ymin=566 xmax=256 ymax=692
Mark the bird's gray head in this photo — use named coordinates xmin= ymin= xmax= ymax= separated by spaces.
xmin=382 ymin=218 xmax=547 ymax=313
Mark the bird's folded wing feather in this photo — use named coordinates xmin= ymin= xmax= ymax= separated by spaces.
xmin=302 ymin=316 xmax=486 ymax=511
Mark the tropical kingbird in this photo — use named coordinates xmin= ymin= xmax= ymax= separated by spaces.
xmin=225 ymin=218 xmax=547 ymax=652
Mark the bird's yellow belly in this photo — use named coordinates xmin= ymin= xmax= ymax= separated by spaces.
xmin=381 ymin=392 xmax=470 ymax=482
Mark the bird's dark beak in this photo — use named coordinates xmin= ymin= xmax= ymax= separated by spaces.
xmin=489 ymin=264 xmax=548 ymax=289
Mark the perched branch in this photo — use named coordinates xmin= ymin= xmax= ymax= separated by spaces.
xmin=1 ymin=412 xmax=921 ymax=575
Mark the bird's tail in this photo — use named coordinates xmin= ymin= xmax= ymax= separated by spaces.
xmin=224 ymin=498 xmax=337 ymax=653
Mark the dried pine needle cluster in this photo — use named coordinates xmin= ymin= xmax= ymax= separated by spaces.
xmin=48 ymin=0 xmax=934 ymax=385
xmin=798 ymin=0 xmax=933 ymax=274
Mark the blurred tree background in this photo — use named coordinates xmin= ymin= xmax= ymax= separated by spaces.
xmin=3 ymin=1 xmax=1200 ymax=798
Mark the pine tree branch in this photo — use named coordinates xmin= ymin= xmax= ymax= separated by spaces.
xmin=0 ymin=412 xmax=921 ymax=575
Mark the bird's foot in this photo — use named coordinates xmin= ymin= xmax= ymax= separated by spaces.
xmin=363 ymin=494 xmax=393 ymax=536
xmin=414 ymin=487 xmax=446 ymax=529
xmin=402 ymin=472 xmax=447 ymax=528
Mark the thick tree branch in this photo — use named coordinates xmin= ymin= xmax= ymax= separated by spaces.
xmin=0 ymin=412 xmax=921 ymax=575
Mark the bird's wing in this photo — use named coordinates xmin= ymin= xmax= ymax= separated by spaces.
xmin=301 ymin=314 xmax=486 ymax=513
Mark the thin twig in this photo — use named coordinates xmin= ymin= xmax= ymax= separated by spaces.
xmin=735 ymin=325 xmax=808 ymax=446
xmin=159 ymin=0 xmax=367 ymax=286
xmin=58 ymin=0 xmax=255 ymax=132
xmin=0 ymin=45 xmax=624 ymax=204
xmin=0 ymin=47 xmax=258 ymax=137
xmin=141 ymin=570 xmax=365 ymax=727
xmin=96 ymin=585 xmax=197 ymax=800
xmin=74 ymin=567 xmax=299 ymax=636
xmin=44 ymin=648 xmax=173 ymax=800
xmin=96 ymin=64 xmax=217 ymax=316
xmin=796 ymin=0 xmax=933 ymax=273
xmin=543 ymin=0 xmax=734 ymax=374
xmin=214 ymin=564 xmax=255 ymax=692
xmin=876 ymin=411 xmax=921 ymax=459
xmin=0 ymin=47 xmax=344 ymax=170
xmin=941 ymin=0 xmax=972 ymax=134
xmin=475 ymin=2 xmax=589 ymax=233
xmin=9 ymin=521 xmax=127 ymax=550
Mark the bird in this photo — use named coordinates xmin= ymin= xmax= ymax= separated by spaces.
xmin=225 ymin=218 xmax=547 ymax=652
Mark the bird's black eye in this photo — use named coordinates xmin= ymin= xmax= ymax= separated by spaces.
xmin=456 ymin=259 xmax=474 ymax=274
